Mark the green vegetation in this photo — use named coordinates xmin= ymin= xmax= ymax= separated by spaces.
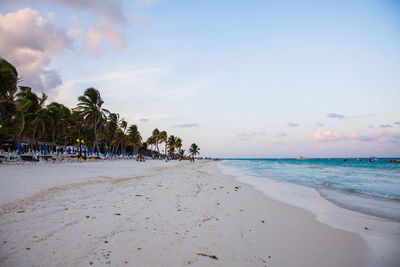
xmin=189 ymin=143 xmax=200 ymax=157
xmin=0 ymin=57 xmax=199 ymax=158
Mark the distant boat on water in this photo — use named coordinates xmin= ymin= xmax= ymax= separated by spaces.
xmin=369 ymin=157 xmax=377 ymax=162
xmin=298 ymin=156 xmax=307 ymax=161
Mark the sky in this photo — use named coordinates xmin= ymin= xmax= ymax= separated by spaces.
xmin=1 ymin=0 xmax=400 ymax=158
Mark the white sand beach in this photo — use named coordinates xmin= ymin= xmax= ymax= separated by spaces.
xmin=0 ymin=160 xmax=396 ymax=266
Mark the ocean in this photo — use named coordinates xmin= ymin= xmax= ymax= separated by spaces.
xmin=221 ymin=158 xmax=400 ymax=222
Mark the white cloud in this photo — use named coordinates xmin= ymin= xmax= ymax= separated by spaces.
xmin=380 ymin=124 xmax=392 ymax=128
xmin=326 ymin=113 xmax=372 ymax=120
xmin=84 ymin=20 xmax=125 ymax=54
xmin=5 ymin=0 xmax=133 ymax=54
xmin=313 ymin=128 xmax=344 ymax=142
xmin=327 ymin=112 xmax=346 ymax=119
xmin=171 ymin=123 xmax=199 ymax=128
xmin=288 ymin=122 xmax=299 ymax=127
xmin=47 ymin=0 xmax=129 ymax=54
xmin=0 ymin=8 xmax=74 ymax=91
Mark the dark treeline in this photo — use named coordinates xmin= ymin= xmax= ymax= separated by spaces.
xmin=0 ymin=57 xmax=200 ymax=159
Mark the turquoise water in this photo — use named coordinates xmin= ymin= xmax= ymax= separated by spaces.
xmin=222 ymin=158 xmax=400 ymax=221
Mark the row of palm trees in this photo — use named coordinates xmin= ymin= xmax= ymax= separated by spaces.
xmin=0 ymin=57 xmax=200 ymax=158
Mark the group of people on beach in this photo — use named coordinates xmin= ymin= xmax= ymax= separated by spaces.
xmin=136 ymin=153 xmax=146 ymax=162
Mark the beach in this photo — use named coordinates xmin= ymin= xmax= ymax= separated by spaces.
xmin=0 ymin=160 xmax=397 ymax=266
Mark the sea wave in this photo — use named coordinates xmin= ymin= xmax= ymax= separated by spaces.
xmin=222 ymin=159 xmax=400 ymax=221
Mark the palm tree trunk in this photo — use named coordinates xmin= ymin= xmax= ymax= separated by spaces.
xmin=94 ymin=115 xmax=99 ymax=152
xmin=78 ymin=128 xmax=82 ymax=158
xmin=32 ymin=122 xmax=38 ymax=143
xmin=51 ymin=127 xmax=55 ymax=151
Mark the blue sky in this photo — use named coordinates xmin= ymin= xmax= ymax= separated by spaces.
xmin=1 ymin=0 xmax=399 ymax=157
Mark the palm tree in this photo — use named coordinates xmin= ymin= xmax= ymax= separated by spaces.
xmin=0 ymin=58 xmax=24 ymax=141
xmin=118 ymin=119 xmax=128 ymax=154
xmin=17 ymin=87 xmax=49 ymax=143
xmin=178 ymin=149 xmax=185 ymax=160
xmin=0 ymin=107 xmax=24 ymax=142
xmin=47 ymin=102 xmax=71 ymax=149
xmin=113 ymin=129 xmax=125 ymax=154
xmin=175 ymin=137 xmax=182 ymax=152
xmin=58 ymin=104 xmax=71 ymax=146
xmin=146 ymin=135 xmax=156 ymax=155
xmin=103 ymin=113 xmax=120 ymax=152
xmin=158 ymin=130 xmax=167 ymax=156
xmin=128 ymin=124 xmax=142 ymax=155
xmin=70 ymin=110 xmax=84 ymax=156
xmin=152 ymin=128 xmax=160 ymax=154
xmin=167 ymin=135 xmax=177 ymax=157
xmin=120 ymin=120 xmax=127 ymax=133
xmin=76 ymin=87 xmax=109 ymax=153
xmin=189 ymin=143 xmax=200 ymax=158
xmin=0 ymin=57 xmax=19 ymax=124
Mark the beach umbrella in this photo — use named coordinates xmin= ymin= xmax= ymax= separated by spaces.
xmin=17 ymin=143 xmax=21 ymax=155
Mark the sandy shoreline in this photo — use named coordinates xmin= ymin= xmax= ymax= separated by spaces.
xmin=0 ymin=160 xmax=385 ymax=266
